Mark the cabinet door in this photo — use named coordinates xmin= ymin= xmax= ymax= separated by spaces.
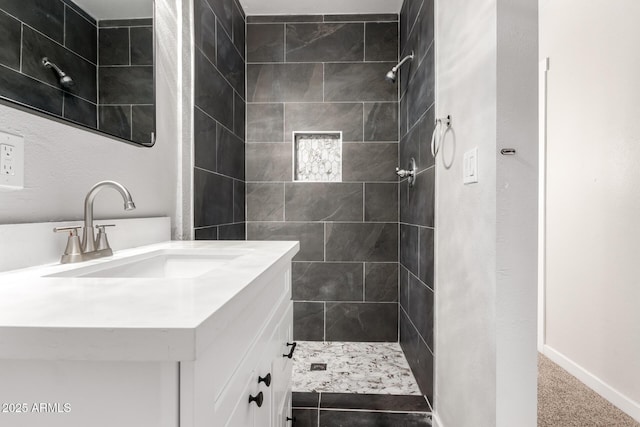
xmin=224 ymin=372 xmax=255 ymax=427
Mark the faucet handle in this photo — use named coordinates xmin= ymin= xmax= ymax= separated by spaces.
xmin=95 ymin=224 xmax=115 ymax=251
xmin=53 ymin=226 xmax=83 ymax=263
xmin=53 ymin=226 xmax=82 ymax=236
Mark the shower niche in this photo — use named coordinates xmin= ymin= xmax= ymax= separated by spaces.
xmin=293 ymin=132 xmax=342 ymax=182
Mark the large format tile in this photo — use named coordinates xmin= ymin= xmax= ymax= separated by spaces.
xmin=246 ymin=103 xmax=284 ymax=142
xmin=233 ymin=180 xmax=245 ymax=223
xmin=292 ymin=409 xmax=318 ymax=427
xmin=419 ymin=226 xmax=434 ymax=288
xmin=400 ymin=224 xmax=419 ymax=277
xmin=194 ymin=50 xmax=234 ymax=130
xmin=364 ymin=102 xmax=398 ymax=141
xmin=194 ymin=169 xmax=234 ymax=227
xmin=319 ymin=410 xmax=431 ymax=427
xmin=231 ymin=1 xmax=245 ymax=57
xmin=219 ymin=223 xmax=245 ymax=240
xmin=325 ymin=302 xmax=398 ymax=341
xmin=324 ymin=63 xmax=396 ymax=102
xmin=216 ymin=23 xmax=244 ymax=97
xmin=326 ymin=223 xmax=398 ymax=262
xmin=248 ymin=15 xmax=322 ymax=24
xmin=418 ymin=107 xmax=436 ymax=170
xmin=247 ymin=222 xmax=324 ymax=261
xmin=233 ymin=92 xmax=245 ymax=139
xmin=0 ymin=0 xmax=64 ymax=43
xmin=407 ymin=44 xmax=435 ymax=129
xmin=194 ymin=226 xmax=217 ymax=240
xmin=408 ymin=274 xmax=434 ymax=349
xmin=130 ymin=27 xmax=153 ymax=66
xmin=342 ymin=143 xmax=398 ymax=182
xmin=400 ymin=168 xmax=435 ymax=227
xmin=22 ymin=26 xmax=97 ymax=102
xmin=0 ymin=65 xmax=62 ymax=115
xmin=324 ymin=14 xmax=398 ymax=22
xmin=294 ymin=302 xmax=324 ymax=341
xmin=400 ymin=118 xmax=419 ymax=170
xmin=292 ymin=392 xmax=320 ymax=408
xmin=65 ymin=6 xmax=97 ymax=63
xmin=63 ymin=93 xmax=97 ymax=128
xmin=400 ymin=0 xmax=424 ymax=56
xmin=320 ymin=393 xmax=429 ymax=412
xmin=364 ymin=263 xmax=398 ymax=302
xmin=365 ymin=22 xmax=399 ymax=62
xmin=286 ymin=23 xmax=364 ymax=62
xmin=205 ymin=0 xmax=233 ymax=36
xmin=246 ymin=24 xmax=284 ymax=63
xmin=400 ymin=265 xmax=409 ymax=310
xmin=194 ymin=107 xmax=217 ymax=172
xmin=285 ymin=183 xmax=363 ymax=222
xmin=99 ymin=66 xmax=153 ymax=105
xmin=99 ymin=105 xmax=130 ymax=139
xmin=194 ymin=0 xmax=217 ymax=65
xmin=247 ymin=63 xmax=323 ymax=102
xmin=246 ymin=183 xmax=284 ymax=221
xmin=364 ymin=182 xmax=398 ymax=222
xmin=400 ymin=310 xmax=434 ymax=403
xmin=131 ymin=105 xmax=154 ymax=145
xmin=292 ymin=262 xmax=363 ymax=302
xmin=99 ymin=28 xmax=129 ymax=66
xmin=246 ymin=143 xmax=292 ymax=181
xmin=0 ymin=10 xmax=21 ymax=70
xmin=285 ymin=103 xmax=363 ymax=142
xmin=216 ymin=124 xmax=244 ymax=180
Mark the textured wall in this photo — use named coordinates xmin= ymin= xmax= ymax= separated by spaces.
xmin=192 ymin=0 xmax=246 ymax=240
xmin=245 ymin=14 xmax=400 ymax=342
xmin=398 ymin=0 xmax=435 ymax=404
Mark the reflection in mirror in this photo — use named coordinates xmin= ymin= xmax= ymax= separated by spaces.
xmin=0 ymin=0 xmax=155 ymax=146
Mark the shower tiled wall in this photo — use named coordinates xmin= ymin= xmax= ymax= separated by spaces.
xmin=192 ymin=0 xmax=246 ymax=240
xmin=0 ymin=0 xmax=97 ymax=127
xmin=98 ymin=19 xmax=154 ymax=144
xmin=399 ymin=0 xmax=435 ymax=405
xmin=245 ymin=14 xmax=400 ymax=342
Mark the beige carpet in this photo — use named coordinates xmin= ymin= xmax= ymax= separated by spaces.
xmin=538 ymin=353 xmax=639 ymax=426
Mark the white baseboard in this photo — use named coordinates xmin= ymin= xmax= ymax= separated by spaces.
xmin=543 ymin=345 xmax=640 ymax=423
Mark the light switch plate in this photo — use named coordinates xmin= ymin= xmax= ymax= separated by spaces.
xmin=463 ymin=147 xmax=478 ymax=184
xmin=0 ymin=131 xmax=24 ymax=189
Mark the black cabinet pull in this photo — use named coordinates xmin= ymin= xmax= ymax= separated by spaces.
xmin=283 ymin=342 xmax=297 ymax=359
xmin=258 ymin=373 xmax=271 ymax=387
xmin=248 ymin=391 xmax=264 ymax=407
xmin=286 ymin=416 xmax=296 ymax=423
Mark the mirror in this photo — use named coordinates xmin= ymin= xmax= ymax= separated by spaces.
xmin=0 ymin=0 xmax=155 ymax=146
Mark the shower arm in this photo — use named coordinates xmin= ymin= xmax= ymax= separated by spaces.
xmin=392 ymin=52 xmax=415 ymax=72
xmin=42 ymin=57 xmax=67 ymax=78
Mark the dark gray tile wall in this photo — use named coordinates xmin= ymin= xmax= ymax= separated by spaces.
xmin=193 ymin=0 xmax=246 ymax=241
xmin=246 ymin=14 xmax=399 ymax=342
xmin=399 ymin=0 xmax=435 ymax=405
xmin=98 ymin=19 xmax=153 ymax=145
xmin=0 ymin=0 xmax=98 ymax=128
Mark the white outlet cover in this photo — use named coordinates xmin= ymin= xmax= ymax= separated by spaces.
xmin=0 ymin=131 xmax=24 ymax=189
xmin=463 ymin=147 xmax=478 ymax=184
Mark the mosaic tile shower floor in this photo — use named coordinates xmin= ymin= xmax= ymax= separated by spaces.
xmin=292 ymin=341 xmax=422 ymax=395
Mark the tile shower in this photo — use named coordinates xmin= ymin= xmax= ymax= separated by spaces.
xmin=191 ymin=0 xmax=436 ymax=419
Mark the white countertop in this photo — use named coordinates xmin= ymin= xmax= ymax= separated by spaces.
xmin=0 ymin=240 xmax=299 ymax=362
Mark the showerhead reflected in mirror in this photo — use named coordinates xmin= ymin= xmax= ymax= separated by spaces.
xmin=0 ymin=0 xmax=155 ymax=146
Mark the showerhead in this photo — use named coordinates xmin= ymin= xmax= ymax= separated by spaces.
xmin=384 ymin=51 xmax=415 ymax=84
xmin=385 ymin=70 xmax=397 ymax=83
xmin=42 ymin=57 xmax=74 ymax=88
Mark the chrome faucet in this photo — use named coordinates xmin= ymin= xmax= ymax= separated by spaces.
xmin=54 ymin=181 xmax=136 ymax=264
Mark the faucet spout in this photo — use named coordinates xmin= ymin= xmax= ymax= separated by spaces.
xmin=82 ymin=181 xmax=136 ymax=252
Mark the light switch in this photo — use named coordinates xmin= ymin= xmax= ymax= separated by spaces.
xmin=0 ymin=131 xmax=24 ymax=189
xmin=463 ymin=147 xmax=478 ymax=184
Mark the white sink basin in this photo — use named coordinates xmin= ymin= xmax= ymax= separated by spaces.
xmin=47 ymin=250 xmax=240 ymax=279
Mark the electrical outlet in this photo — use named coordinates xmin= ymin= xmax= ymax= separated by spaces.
xmin=0 ymin=132 xmax=24 ymax=189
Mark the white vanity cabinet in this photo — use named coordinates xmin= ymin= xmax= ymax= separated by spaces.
xmin=0 ymin=240 xmax=299 ymax=427
xmin=181 ymin=264 xmax=295 ymax=427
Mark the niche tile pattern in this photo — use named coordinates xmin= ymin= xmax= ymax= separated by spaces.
xmin=193 ymin=0 xmax=246 ymax=241
xmin=246 ymin=14 xmax=399 ymax=343
xmin=399 ymin=0 xmax=436 ymax=406
xmin=294 ymin=133 xmax=342 ymax=182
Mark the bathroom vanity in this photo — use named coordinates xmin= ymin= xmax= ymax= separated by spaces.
xmin=0 ymin=240 xmax=299 ymax=427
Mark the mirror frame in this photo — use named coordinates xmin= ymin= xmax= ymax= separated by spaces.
xmin=0 ymin=0 xmax=156 ymax=148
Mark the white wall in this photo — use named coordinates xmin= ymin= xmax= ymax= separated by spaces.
xmin=435 ymin=0 xmax=538 ymax=425
xmin=0 ymin=0 xmax=190 ymax=239
xmin=541 ymin=0 xmax=640 ymax=420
